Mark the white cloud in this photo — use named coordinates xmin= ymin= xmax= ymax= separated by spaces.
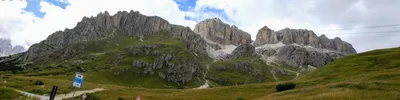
xmin=1 ymin=0 xmax=400 ymax=53
xmin=189 ymin=0 xmax=400 ymax=52
xmin=0 ymin=0 xmax=196 ymax=48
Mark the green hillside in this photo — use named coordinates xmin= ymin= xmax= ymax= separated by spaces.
xmin=82 ymin=47 xmax=400 ymax=100
xmin=8 ymin=32 xmax=210 ymax=89
xmin=207 ymin=56 xmax=275 ymax=86
xmin=1 ymin=38 xmax=399 ymax=99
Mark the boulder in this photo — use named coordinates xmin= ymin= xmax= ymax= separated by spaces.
xmin=230 ymin=44 xmax=257 ymax=58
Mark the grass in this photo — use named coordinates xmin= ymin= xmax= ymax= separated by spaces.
xmin=208 ymin=56 xmax=275 ymax=86
xmin=8 ymin=32 xmax=210 ymax=90
xmin=79 ymin=47 xmax=400 ymax=100
xmin=0 ymin=74 xmax=100 ymax=95
xmin=0 ymin=87 xmax=21 ymax=100
xmin=1 ymin=33 xmax=399 ymax=99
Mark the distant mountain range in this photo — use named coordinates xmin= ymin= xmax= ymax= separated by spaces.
xmin=0 ymin=38 xmax=25 ymax=57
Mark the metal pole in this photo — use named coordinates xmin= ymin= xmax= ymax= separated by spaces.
xmin=71 ymin=87 xmax=76 ymax=100
xmin=49 ymin=86 xmax=58 ymax=100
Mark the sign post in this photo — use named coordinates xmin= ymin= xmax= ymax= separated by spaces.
xmin=72 ymin=73 xmax=84 ymax=100
xmin=49 ymin=86 xmax=58 ymax=100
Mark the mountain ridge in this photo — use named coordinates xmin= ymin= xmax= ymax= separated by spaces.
xmin=0 ymin=10 xmax=357 ymax=88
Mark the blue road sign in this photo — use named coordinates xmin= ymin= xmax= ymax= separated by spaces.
xmin=72 ymin=73 xmax=84 ymax=88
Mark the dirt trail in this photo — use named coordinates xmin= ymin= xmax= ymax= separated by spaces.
xmin=16 ymin=88 xmax=104 ymax=100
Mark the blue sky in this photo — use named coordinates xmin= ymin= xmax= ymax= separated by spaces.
xmin=23 ymin=0 xmax=69 ymax=18
xmin=24 ymin=0 xmax=233 ymax=23
xmin=173 ymin=0 xmax=235 ymax=23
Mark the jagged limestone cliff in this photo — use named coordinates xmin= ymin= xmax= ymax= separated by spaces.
xmin=194 ymin=18 xmax=252 ymax=46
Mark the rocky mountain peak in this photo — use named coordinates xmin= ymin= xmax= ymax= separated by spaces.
xmin=254 ymin=26 xmax=356 ymax=54
xmin=260 ymin=26 xmax=271 ymax=30
xmin=193 ymin=18 xmax=251 ymax=46
xmin=253 ymin=25 xmax=278 ymax=46
xmin=18 ymin=10 xmax=207 ymax=62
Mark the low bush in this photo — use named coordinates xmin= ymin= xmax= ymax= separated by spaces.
xmin=276 ymin=82 xmax=296 ymax=92
xmin=118 ymin=97 xmax=125 ymax=100
xmin=34 ymin=80 xmax=44 ymax=85
xmin=237 ymin=97 xmax=246 ymax=100
xmin=86 ymin=93 xmax=101 ymax=100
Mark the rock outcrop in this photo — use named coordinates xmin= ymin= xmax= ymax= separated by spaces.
xmin=275 ymin=45 xmax=344 ymax=67
xmin=229 ymin=43 xmax=258 ymax=58
xmin=194 ymin=18 xmax=251 ymax=46
xmin=127 ymin=44 xmax=202 ymax=84
xmin=254 ymin=27 xmax=356 ymax=54
xmin=253 ymin=26 xmax=279 ymax=45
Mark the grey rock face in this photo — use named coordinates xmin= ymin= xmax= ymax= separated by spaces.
xmin=0 ymin=38 xmax=26 ymax=56
xmin=275 ymin=45 xmax=344 ymax=67
xmin=253 ymin=26 xmax=279 ymax=46
xmin=256 ymin=49 xmax=277 ymax=56
xmin=254 ymin=27 xmax=356 ymax=54
xmin=194 ymin=18 xmax=252 ymax=46
xmin=0 ymin=11 xmax=208 ymax=86
xmin=230 ymin=44 xmax=257 ymax=58
xmin=233 ymin=62 xmax=253 ymax=74
xmin=126 ymin=43 xmax=203 ymax=84
xmin=18 ymin=10 xmax=207 ymax=62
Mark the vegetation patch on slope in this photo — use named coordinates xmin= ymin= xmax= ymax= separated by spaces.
xmin=207 ymin=56 xmax=275 ymax=86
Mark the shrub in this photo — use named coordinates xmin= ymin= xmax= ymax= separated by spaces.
xmin=276 ymin=82 xmax=296 ymax=92
xmin=237 ymin=97 xmax=246 ymax=100
xmin=86 ymin=93 xmax=101 ymax=100
xmin=118 ymin=97 xmax=125 ymax=100
xmin=34 ymin=80 xmax=44 ymax=85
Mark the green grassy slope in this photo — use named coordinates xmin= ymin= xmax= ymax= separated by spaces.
xmin=2 ymin=38 xmax=399 ymax=99
xmin=258 ymin=47 xmax=400 ymax=100
xmin=81 ymin=47 xmax=400 ymax=100
xmin=15 ymin=32 xmax=210 ymax=89
xmin=300 ymin=47 xmax=400 ymax=82
xmin=207 ymin=56 xmax=276 ymax=86
xmin=0 ymin=87 xmax=21 ymax=100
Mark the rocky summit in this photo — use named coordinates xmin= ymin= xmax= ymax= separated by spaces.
xmin=18 ymin=10 xmax=207 ymax=63
xmin=253 ymin=26 xmax=356 ymax=68
xmin=0 ymin=10 xmax=357 ymax=88
xmin=194 ymin=18 xmax=252 ymax=46
xmin=253 ymin=26 xmax=356 ymax=54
